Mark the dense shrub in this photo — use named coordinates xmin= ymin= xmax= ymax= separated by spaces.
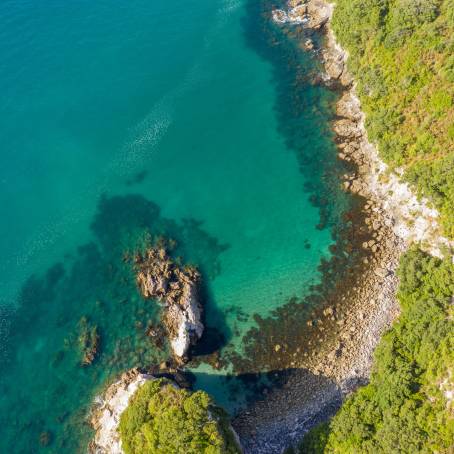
xmin=385 ymin=0 xmax=440 ymax=47
xmin=300 ymin=248 xmax=454 ymax=452
xmin=297 ymin=1 xmax=454 ymax=451
xmin=119 ymin=379 xmax=241 ymax=454
xmin=332 ymin=0 xmax=454 ymax=236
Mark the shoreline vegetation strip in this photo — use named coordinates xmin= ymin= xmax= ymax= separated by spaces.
xmin=298 ymin=0 xmax=454 ymax=451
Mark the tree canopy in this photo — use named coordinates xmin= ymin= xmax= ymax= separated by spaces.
xmin=332 ymin=0 xmax=454 ymax=236
xmin=119 ymin=379 xmax=241 ymax=454
xmin=300 ymin=248 xmax=454 ymax=453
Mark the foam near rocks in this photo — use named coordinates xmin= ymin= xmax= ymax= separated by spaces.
xmin=272 ymin=6 xmax=308 ymax=24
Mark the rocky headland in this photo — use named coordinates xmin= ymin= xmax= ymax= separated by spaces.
xmin=89 ymin=369 xmax=154 ymax=454
xmin=231 ymin=1 xmax=453 ymax=452
xmin=134 ymin=246 xmax=204 ymax=362
xmin=89 ymin=368 xmax=244 ymax=454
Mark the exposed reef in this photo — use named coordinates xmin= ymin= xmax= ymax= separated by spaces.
xmin=134 ymin=246 xmax=204 ymax=361
xmin=78 ymin=316 xmax=100 ymax=366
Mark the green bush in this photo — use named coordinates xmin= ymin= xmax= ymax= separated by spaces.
xmin=119 ymin=379 xmax=241 ymax=454
xmin=298 ymin=1 xmax=454 ymax=451
xmin=385 ymin=0 xmax=440 ymax=47
xmin=298 ymin=423 xmax=330 ymax=454
xmin=299 ymin=248 xmax=454 ymax=453
xmin=332 ymin=0 xmax=454 ymax=236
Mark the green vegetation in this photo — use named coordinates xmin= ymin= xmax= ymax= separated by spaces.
xmin=119 ymin=379 xmax=241 ymax=454
xmin=300 ymin=248 xmax=454 ymax=452
xmin=331 ymin=0 xmax=454 ymax=236
xmin=298 ymin=1 xmax=454 ymax=451
xmin=120 ymin=3 xmax=454 ymax=452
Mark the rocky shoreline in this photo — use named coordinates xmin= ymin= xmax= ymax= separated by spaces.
xmin=88 ymin=369 xmax=154 ymax=454
xmin=89 ymin=368 xmax=244 ymax=454
xmin=88 ymin=3 xmax=453 ymax=453
xmin=231 ymin=1 xmax=453 ymax=452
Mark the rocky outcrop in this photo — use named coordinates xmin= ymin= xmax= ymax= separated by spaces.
xmin=89 ymin=369 xmax=153 ymax=454
xmin=272 ymin=0 xmax=330 ymax=28
xmin=272 ymin=5 xmax=308 ymax=24
xmin=305 ymin=0 xmax=331 ymax=29
xmin=135 ymin=247 xmax=204 ymax=361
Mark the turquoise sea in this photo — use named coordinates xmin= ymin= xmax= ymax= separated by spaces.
xmin=0 ymin=0 xmax=350 ymax=451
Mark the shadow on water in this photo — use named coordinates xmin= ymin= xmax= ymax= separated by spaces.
xmin=183 ymin=366 xmax=344 ymax=451
xmin=0 ymin=193 xmax=230 ymax=453
xmin=242 ymin=0 xmax=351 ymax=230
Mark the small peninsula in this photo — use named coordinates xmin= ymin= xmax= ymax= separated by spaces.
xmin=89 ymin=368 xmax=241 ymax=454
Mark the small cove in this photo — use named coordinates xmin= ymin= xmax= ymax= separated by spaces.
xmin=0 ymin=0 xmax=352 ymax=451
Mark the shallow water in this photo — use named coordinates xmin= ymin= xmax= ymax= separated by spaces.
xmin=0 ymin=0 xmax=349 ymax=451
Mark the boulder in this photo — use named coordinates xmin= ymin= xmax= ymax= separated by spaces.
xmin=306 ymin=0 xmax=331 ymax=29
xmin=336 ymin=92 xmax=361 ymax=121
xmin=333 ymin=119 xmax=362 ymax=139
xmin=323 ymin=50 xmax=344 ymax=79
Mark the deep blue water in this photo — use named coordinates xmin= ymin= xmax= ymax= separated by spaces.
xmin=0 ymin=0 xmax=349 ymax=451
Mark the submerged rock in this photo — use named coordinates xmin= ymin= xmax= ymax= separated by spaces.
xmin=39 ymin=431 xmax=52 ymax=447
xmin=135 ymin=247 xmax=203 ymax=361
xmin=78 ymin=316 xmax=100 ymax=366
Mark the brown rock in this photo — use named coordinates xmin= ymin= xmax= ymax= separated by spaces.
xmin=336 ymin=92 xmax=361 ymax=121
xmin=333 ymin=119 xmax=361 ymax=139
xmin=306 ymin=0 xmax=331 ymax=29
xmin=324 ymin=51 xmax=344 ymax=79
xmin=374 ymin=268 xmax=388 ymax=278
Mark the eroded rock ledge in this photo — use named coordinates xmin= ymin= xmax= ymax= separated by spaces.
xmin=135 ymin=247 xmax=203 ymax=361
xmin=89 ymin=368 xmax=153 ymax=454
